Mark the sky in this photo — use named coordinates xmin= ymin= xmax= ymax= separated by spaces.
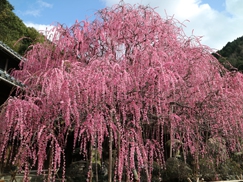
xmin=8 ymin=0 xmax=243 ymax=51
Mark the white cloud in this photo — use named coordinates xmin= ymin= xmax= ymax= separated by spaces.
xmin=37 ymin=0 xmax=53 ymax=8
xmin=23 ymin=9 xmax=41 ymax=17
xmin=24 ymin=22 xmax=54 ymax=32
xmin=24 ymin=22 xmax=57 ymax=41
xmin=226 ymin=0 xmax=243 ymax=18
xmin=20 ymin=0 xmax=52 ymax=17
xmin=101 ymin=0 xmax=243 ymax=50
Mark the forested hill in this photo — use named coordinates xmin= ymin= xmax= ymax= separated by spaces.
xmin=0 ymin=0 xmax=43 ymax=55
xmin=214 ymin=36 xmax=243 ymax=71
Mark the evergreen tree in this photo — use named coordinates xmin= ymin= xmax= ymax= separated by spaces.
xmin=214 ymin=36 xmax=243 ymax=71
xmin=0 ymin=0 xmax=43 ymax=55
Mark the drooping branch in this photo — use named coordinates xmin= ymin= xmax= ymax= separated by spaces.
xmin=1 ymin=2 xmax=243 ymax=182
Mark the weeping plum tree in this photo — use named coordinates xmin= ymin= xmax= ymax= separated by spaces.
xmin=1 ymin=2 xmax=243 ymax=181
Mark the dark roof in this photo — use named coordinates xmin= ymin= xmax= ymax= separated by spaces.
xmin=0 ymin=41 xmax=24 ymax=87
xmin=0 ymin=41 xmax=23 ymax=62
xmin=0 ymin=41 xmax=24 ymax=105
xmin=0 ymin=69 xmax=24 ymax=87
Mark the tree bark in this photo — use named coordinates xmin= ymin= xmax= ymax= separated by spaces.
xmin=95 ymin=136 xmax=99 ymax=182
xmin=108 ymin=128 xmax=113 ymax=182
xmin=48 ymin=146 xmax=53 ymax=182
xmin=89 ymin=142 xmax=93 ymax=182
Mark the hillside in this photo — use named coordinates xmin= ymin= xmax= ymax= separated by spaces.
xmin=0 ymin=0 xmax=43 ymax=55
xmin=214 ymin=36 xmax=243 ymax=71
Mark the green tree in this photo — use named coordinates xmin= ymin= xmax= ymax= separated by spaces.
xmin=214 ymin=36 xmax=243 ymax=71
xmin=0 ymin=0 xmax=43 ymax=55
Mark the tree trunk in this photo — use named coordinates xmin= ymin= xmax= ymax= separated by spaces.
xmin=108 ymin=128 xmax=113 ymax=182
xmin=170 ymin=104 xmax=174 ymax=158
xmin=95 ymin=136 xmax=99 ymax=182
xmin=89 ymin=142 xmax=93 ymax=182
xmin=48 ymin=146 xmax=53 ymax=182
xmin=169 ymin=129 xmax=173 ymax=158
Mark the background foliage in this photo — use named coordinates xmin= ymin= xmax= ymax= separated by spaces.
xmin=214 ymin=36 xmax=243 ymax=71
xmin=0 ymin=0 xmax=43 ymax=55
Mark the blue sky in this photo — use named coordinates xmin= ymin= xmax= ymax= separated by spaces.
xmin=9 ymin=0 xmax=105 ymax=26
xmin=8 ymin=0 xmax=243 ymax=50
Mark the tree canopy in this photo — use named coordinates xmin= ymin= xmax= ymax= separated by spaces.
xmin=1 ymin=2 xmax=243 ymax=182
